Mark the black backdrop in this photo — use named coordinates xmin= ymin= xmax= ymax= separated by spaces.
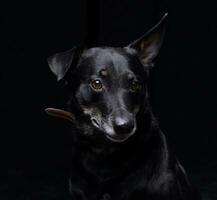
xmin=1 ymin=0 xmax=217 ymax=199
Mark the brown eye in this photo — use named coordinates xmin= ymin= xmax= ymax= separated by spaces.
xmin=90 ymin=79 xmax=103 ymax=91
xmin=130 ymin=80 xmax=142 ymax=92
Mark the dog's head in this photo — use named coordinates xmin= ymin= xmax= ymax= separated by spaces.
xmin=46 ymin=14 xmax=167 ymax=143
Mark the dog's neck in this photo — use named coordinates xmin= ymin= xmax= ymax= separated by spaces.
xmin=70 ymin=106 xmax=169 ymax=188
xmin=67 ymin=94 xmax=157 ymax=150
xmin=73 ymin=106 xmax=159 ymax=159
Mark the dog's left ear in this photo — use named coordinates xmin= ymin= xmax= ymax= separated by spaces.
xmin=47 ymin=47 xmax=76 ymax=81
xmin=127 ymin=13 xmax=168 ymax=68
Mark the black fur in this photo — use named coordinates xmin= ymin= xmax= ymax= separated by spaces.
xmin=47 ymin=14 xmax=201 ymax=200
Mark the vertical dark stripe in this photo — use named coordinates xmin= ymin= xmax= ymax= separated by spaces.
xmin=150 ymin=0 xmax=166 ymax=103
xmin=84 ymin=0 xmax=101 ymax=47
xmin=152 ymin=0 xmax=161 ymax=21
xmin=152 ymin=0 xmax=168 ymax=21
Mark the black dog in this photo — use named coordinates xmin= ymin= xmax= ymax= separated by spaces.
xmin=46 ymin=14 xmax=201 ymax=200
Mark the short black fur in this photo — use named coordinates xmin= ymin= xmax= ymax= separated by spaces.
xmin=46 ymin=14 xmax=201 ymax=200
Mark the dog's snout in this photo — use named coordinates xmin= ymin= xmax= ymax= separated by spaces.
xmin=113 ymin=117 xmax=134 ymax=134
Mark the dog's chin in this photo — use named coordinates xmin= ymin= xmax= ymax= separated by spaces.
xmin=90 ymin=119 xmax=136 ymax=143
xmin=105 ymin=134 xmax=131 ymax=143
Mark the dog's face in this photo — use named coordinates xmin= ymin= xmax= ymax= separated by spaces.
xmin=72 ymin=47 xmax=146 ymax=142
xmin=46 ymin=14 xmax=167 ymax=143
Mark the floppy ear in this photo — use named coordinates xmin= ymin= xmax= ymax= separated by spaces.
xmin=127 ymin=13 xmax=168 ymax=68
xmin=47 ymin=47 xmax=76 ymax=81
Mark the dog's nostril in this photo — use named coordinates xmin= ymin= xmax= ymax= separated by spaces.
xmin=113 ymin=119 xmax=134 ymax=134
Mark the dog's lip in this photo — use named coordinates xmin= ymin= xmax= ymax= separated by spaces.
xmin=91 ymin=118 xmax=100 ymax=128
xmin=105 ymin=134 xmax=130 ymax=143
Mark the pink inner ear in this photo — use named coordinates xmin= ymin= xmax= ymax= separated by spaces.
xmin=45 ymin=108 xmax=75 ymax=123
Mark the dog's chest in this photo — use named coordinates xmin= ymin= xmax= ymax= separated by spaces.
xmin=70 ymin=153 xmax=131 ymax=200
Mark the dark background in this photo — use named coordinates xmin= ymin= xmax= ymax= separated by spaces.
xmin=1 ymin=0 xmax=216 ymax=199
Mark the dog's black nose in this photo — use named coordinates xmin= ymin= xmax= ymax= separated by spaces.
xmin=113 ymin=118 xmax=134 ymax=134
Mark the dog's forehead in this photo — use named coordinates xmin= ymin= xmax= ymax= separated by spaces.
xmin=80 ymin=47 xmax=138 ymax=74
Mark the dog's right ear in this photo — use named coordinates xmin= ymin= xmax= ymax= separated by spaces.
xmin=47 ymin=47 xmax=76 ymax=81
xmin=127 ymin=13 xmax=168 ymax=68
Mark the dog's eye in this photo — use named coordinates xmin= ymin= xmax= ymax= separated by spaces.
xmin=130 ymin=80 xmax=142 ymax=92
xmin=90 ymin=79 xmax=103 ymax=91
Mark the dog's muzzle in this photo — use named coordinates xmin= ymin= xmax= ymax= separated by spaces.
xmin=102 ymin=116 xmax=137 ymax=143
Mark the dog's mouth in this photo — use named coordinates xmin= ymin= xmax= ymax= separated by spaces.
xmin=45 ymin=108 xmax=136 ymax=143
xmin=105 ymin=134 xmax=131 ymax=143
xmin=102 ymin=122 xmax=136 ymax=143
xmin=91 ymin=118 xmax=100 ymax=128
xmin=90 ymin=117 xmax=137 ymax=143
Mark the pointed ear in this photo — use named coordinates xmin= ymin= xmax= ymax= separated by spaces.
xmin=127 ymin=13 xmax=168 ymax=68
xmin=47 ymin=47 xmax=76 ymax=81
